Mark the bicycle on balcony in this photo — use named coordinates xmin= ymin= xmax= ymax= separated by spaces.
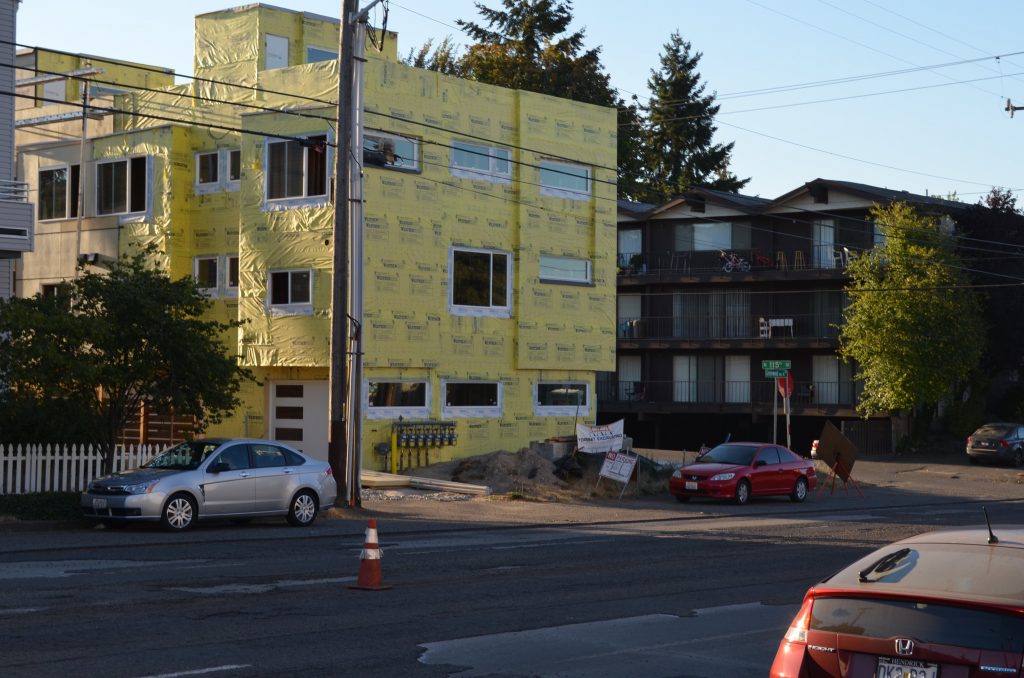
xmin=719 ymin=250 xmax=751 ymax=273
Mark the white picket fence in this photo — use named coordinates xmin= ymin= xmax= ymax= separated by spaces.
xmin=0 ymin=444 xmax=162 ymax=495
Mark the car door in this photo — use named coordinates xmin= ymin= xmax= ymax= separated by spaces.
xmin=750 ymin=446 xmax=783 ymax=495
xmin=250 ymin=443 xmax=296 ymax=512
xmin=201 ymin=443 xmax=255 ymax=516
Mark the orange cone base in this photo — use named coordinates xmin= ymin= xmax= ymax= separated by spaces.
xmin=349 ymin=550 xmax=392 ymax=590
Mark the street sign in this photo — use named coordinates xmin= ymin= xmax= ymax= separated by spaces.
xmin=761 ymin=360 xmax=791 ymax=370
xmin=764 ymin=369 xmax=788 ymax=378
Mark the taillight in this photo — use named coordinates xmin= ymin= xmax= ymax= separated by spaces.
xmin=967 ymin=436 xmax=973 ymax=446
xmin=1000 ymin=439 xmax=1010 ymax=449
xmin=325 ymin=467 xmax=333 ymax=476
xmin=784 ymin=598 xmax=813 ymax=644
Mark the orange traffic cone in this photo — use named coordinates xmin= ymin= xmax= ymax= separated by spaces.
xmin=349 ymin=519 xmax=392 ymax=590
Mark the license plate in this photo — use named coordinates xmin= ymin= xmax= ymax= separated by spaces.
xmin=876 ymin=656 xmax=938 ymax=678
xmin=685 ymin=481 xmax=697 ymax=491
xmin=92 ymin=498 xmax=108 ymax=509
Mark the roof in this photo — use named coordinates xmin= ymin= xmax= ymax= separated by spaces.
xmin=815 ymin=527 xmax=1024 ymax=608
xmin=617 ymin=199 xmax=656 ymax=218
xmin=773 ymin=178 xmax=968 ymax=212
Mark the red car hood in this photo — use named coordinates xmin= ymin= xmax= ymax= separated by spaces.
xmin=681 ymin=462 xmax=744 ymax=476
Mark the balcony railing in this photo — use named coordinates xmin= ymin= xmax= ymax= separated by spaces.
xmin=618 ymin=247 xmax=851 ymax=276
xmin=597 ymin=379 xmax=857 ymax=407
xmin=0 ymin=180 xmax=29 ymax=202
xmin=617 ymin=313 xmax=842 ymax=341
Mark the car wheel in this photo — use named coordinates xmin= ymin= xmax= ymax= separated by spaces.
xmin=161 ymin=493 xmax=197 ymax=531
xmin=675 ymin=494 xmax=690 ymax=503
xmin=790 ymin=477 xmax=808 ymax=503
xmin=287 ymin=490 xmax=319 ymax=527
xmin=1015 ymin=448 xmax=1023 ymax=468
xmin=734 ymin=479 xmax=751 ymax=505
xmin=968 ymin=456 xmax=980 ymax=465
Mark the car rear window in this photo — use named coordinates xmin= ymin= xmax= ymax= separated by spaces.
xmin=810 ymin=597 xmax=1024 ymax=653
xmin=976 ymin=424 xmax=1015 ymax=436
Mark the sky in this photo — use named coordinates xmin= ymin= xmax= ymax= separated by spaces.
xmin=15 ymin=0 xmax=1024 ymax=202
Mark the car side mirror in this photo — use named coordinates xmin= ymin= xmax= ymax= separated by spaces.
xmin=209 ymin=462 xmax=230 ymax=474
xmin=754 ymin=459 xmax=766 ymax=467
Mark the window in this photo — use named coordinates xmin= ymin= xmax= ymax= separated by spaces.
xmin=194 ymin=256 xmax=218 ymax=293
xmin=196 ymin=152 xmax=218 ymax=186
xmin=540 ymin=159 xmax=590 ymax=199
xmin=364 ymin=130 xmax=419 ymax=171
xmin=38 ymin=165 xmax=79 ymax=220
xmin=450 ymin=247 xmax=511 ymax=317
xmin=96 ymin=157 xmax=147 ymax=216
xmin=226 ymin=255 xmax=239 ymax=296
xmin=306 ymin=46 xmax=337 ymax=63
xmin=228 ymin=149 xmax=241 ymax=182
xmin=618 ymin=229 xmax=641 ymax=265
xmin=451 ymin=140 xmax=511 ymax=182
xmin=535 ymin=382 xmax=590 ymax=416
xmin=366 ymin=380 xmax=430 ymax=419
xmin=269 ymin=269 xmax=312 ymax=309
xmin=265 ymin=34 xmax=289 ymax=70
xmin=266 ymin=135 xmax=328 ymax=201
xmin=251 ymin=443 xmax=288 ymax=468
xmin=212 ymin=445 xmax=251 ymax=471
xmin=443 ymin=381 xmax=501 ymax=418
xmin=692 ymin=222 xmax=732 ymax=251
xmin=539 ymin=255 xmax=591 ymax=284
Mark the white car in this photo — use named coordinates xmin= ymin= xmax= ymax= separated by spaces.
xmin=81 ymin=438 xmax=337 ymax=530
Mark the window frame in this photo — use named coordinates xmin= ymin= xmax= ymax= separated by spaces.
xmin=195 ymin=151 xmax=219 ymax=188
xmin=95 ymin=156 xmax=148 ymax=217
xmin=37 ymin=164 xmax=80 ymax=221
xmin=539 ymin=159 xmax=591 ymax=200
xmin=450 ymin=140 xmax=511 ymax=183
xmin=449 ymin=246 xmax=513 ymax=318
xmin=193 ymin=255 xmax=219 ymax=296
xmin=442 ymin=380 xmax=502 ymax=419
xmin=225 ymin=255 xmax=239 ymax=298
xmin=194 ymin=149 xmax=240 ymax=194
xmin=264 ymin=133 xmax=331 ymax=207
xmin=267 ymin=268 xmax=313 ymax=316
xmin=364 ymin=129 xmax=420 ymax=172
xmin=539 ymin=254 xmax=592 ymax=285
xmin=365 ymin=380 xmax=431 ymax=420
xmin=534 ymin=381 xmax=591 ymax=417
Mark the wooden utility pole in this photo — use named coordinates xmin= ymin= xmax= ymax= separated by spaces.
xmin=328 ymin=0 xmax=357 ymax=504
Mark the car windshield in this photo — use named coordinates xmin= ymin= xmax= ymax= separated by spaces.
xmin=697 ymin=444 xmax=756 ymax=466
xmin=976 ymin=424 xmax=1014 ymax=436
xmin=142 ymin=441 xmax=222 ymax=470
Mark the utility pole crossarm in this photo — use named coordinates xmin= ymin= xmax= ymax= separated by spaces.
xmin=1007 ymin=98 xmax=1024 ymax=118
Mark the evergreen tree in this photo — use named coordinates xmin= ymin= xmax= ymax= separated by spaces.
xmin=641 ymin=32 xmax=748 ymax=202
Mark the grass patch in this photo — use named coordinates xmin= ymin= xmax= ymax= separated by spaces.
xmin=0 ymin=492 xmax=82 ymax=521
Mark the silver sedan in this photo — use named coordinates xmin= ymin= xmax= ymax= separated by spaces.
xmin=81 ymin=438 xmax=338 ymax=530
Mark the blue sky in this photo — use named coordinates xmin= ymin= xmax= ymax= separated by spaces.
xmin=16 ymin=0 xmax=1024 ymax=202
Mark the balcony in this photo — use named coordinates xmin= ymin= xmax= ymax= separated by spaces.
xmin=597 ymin=378 xmax=859 ymax=415
xmin=617 ymin=312 xmax=841 ymax=343
xmin=617 ymin=248 xmax=850 ymax=283
xmin=0 ymin=179 xmax=33 ymax=254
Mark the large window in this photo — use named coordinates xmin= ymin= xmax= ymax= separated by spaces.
xmin=193 ymin=256 xmax=219 ymax=293
xmin=451 ymin=140 xmax=511 ymax=182
xmin=540 ymin=160 xmax=590 ymax=199
xmin=269 ymin=269 xmax=312 ymax=312
xmin=535 ymin=382 xmax=590 ymax=416
xmin=539 ymin=255 xmax=591 ymax=284
xmin=96 ymin=157 xmax=147 ymax=216
xmin=443 ymin=381 xmax=501 ymax=418
xmin=266 ymin=135 xmax=328 ymax=201
xmin=195 ymin=149 xmax=240 ymax=194
xmin=364 ymin=130 xmax=419 ymax=172
xmin=367 ymin=380 xmax=430 ymax=419
xmin=450 ymin=247 xmax=511 ymax=317
xmin=38 ymin=165 xmax=79 ymax=221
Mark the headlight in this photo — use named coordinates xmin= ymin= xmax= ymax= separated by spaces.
xmin=672 ymin=470 xmax=682 ymax=478
xmin=123 ymin=481 xmax=158 ymax=494
xmin=709 ymin=473 xmax=735 ymax=481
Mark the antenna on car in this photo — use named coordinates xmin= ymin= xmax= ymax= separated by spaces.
xmin=983 ymin=506 xmax=999 ymax=544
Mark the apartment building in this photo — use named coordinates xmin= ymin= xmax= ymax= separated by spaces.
xmin=602 ymin=179 xmax=974 ymax=454
xmin=13 ymin=4 xmax=618 ymax=466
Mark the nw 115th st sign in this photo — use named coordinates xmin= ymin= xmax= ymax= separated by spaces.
xmin=761 ymin=360 xmax=791 ymax=370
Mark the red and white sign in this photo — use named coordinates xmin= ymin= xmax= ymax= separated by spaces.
xmin=776 ymin=371 xmax=794 ymax=398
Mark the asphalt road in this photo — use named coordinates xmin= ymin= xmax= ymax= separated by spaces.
xmin=2 ymin=453 xmax=1022 ymax=678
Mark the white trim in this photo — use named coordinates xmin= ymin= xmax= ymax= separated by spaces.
xmin=37 ymin=163 xmax=76 ymax=222
xmin=194 ymin=151 xmax=220 ymax=195
xmin=450 ymin=139 xmax=511 ymax=183
xmin=539 ymin=254 xmax=592 ymax=284
xmin=539 ymin=159 xmax=591 ymax=200
xmin=364 ymin=129 xmax=420 ymax=172
xmin=193 ymin=255 xmax=219 ymax=298
xmin=442 ymin=380 xmax=503 ymax=419
xmin=267 ymin=268 xmax=314 ymax=316
xmin=262 ymin=133 xmax=332 ymax=210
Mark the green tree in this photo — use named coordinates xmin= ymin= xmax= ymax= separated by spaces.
xmin=640 ymin=32 xmax=748 ymax=202
xmin=0 ymin=251 xmax=254 ymax=473
xmin=404 ymin=36 xmax=462 ymax=75
xmin=839 ymin=202 xmax=984 ymax=417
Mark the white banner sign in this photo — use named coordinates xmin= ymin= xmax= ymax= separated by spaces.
xmin=598 ymin=450 xmax=638 ymax=484
xmin=576 ymin=420 xmax=624 ymax=454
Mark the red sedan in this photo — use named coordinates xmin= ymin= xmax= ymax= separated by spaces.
xmin=771 ymin=526 xmax=1024 ymax=677
xmin=669 ymin=442 xmax=816 ymax=504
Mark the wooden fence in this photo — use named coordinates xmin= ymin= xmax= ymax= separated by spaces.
xmin=0 ymin=444 xmax=162 ymax=495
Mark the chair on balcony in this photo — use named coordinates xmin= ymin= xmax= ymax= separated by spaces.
xmin=759 ymin=317 xmax=771 ymax=339
xmin=833 ymin=249 xmax=845 ymax=269
xmin=776 ymin=251 xmax=788 ymax=270
xmin=793 ymin=250 xmax=806 ymax=269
